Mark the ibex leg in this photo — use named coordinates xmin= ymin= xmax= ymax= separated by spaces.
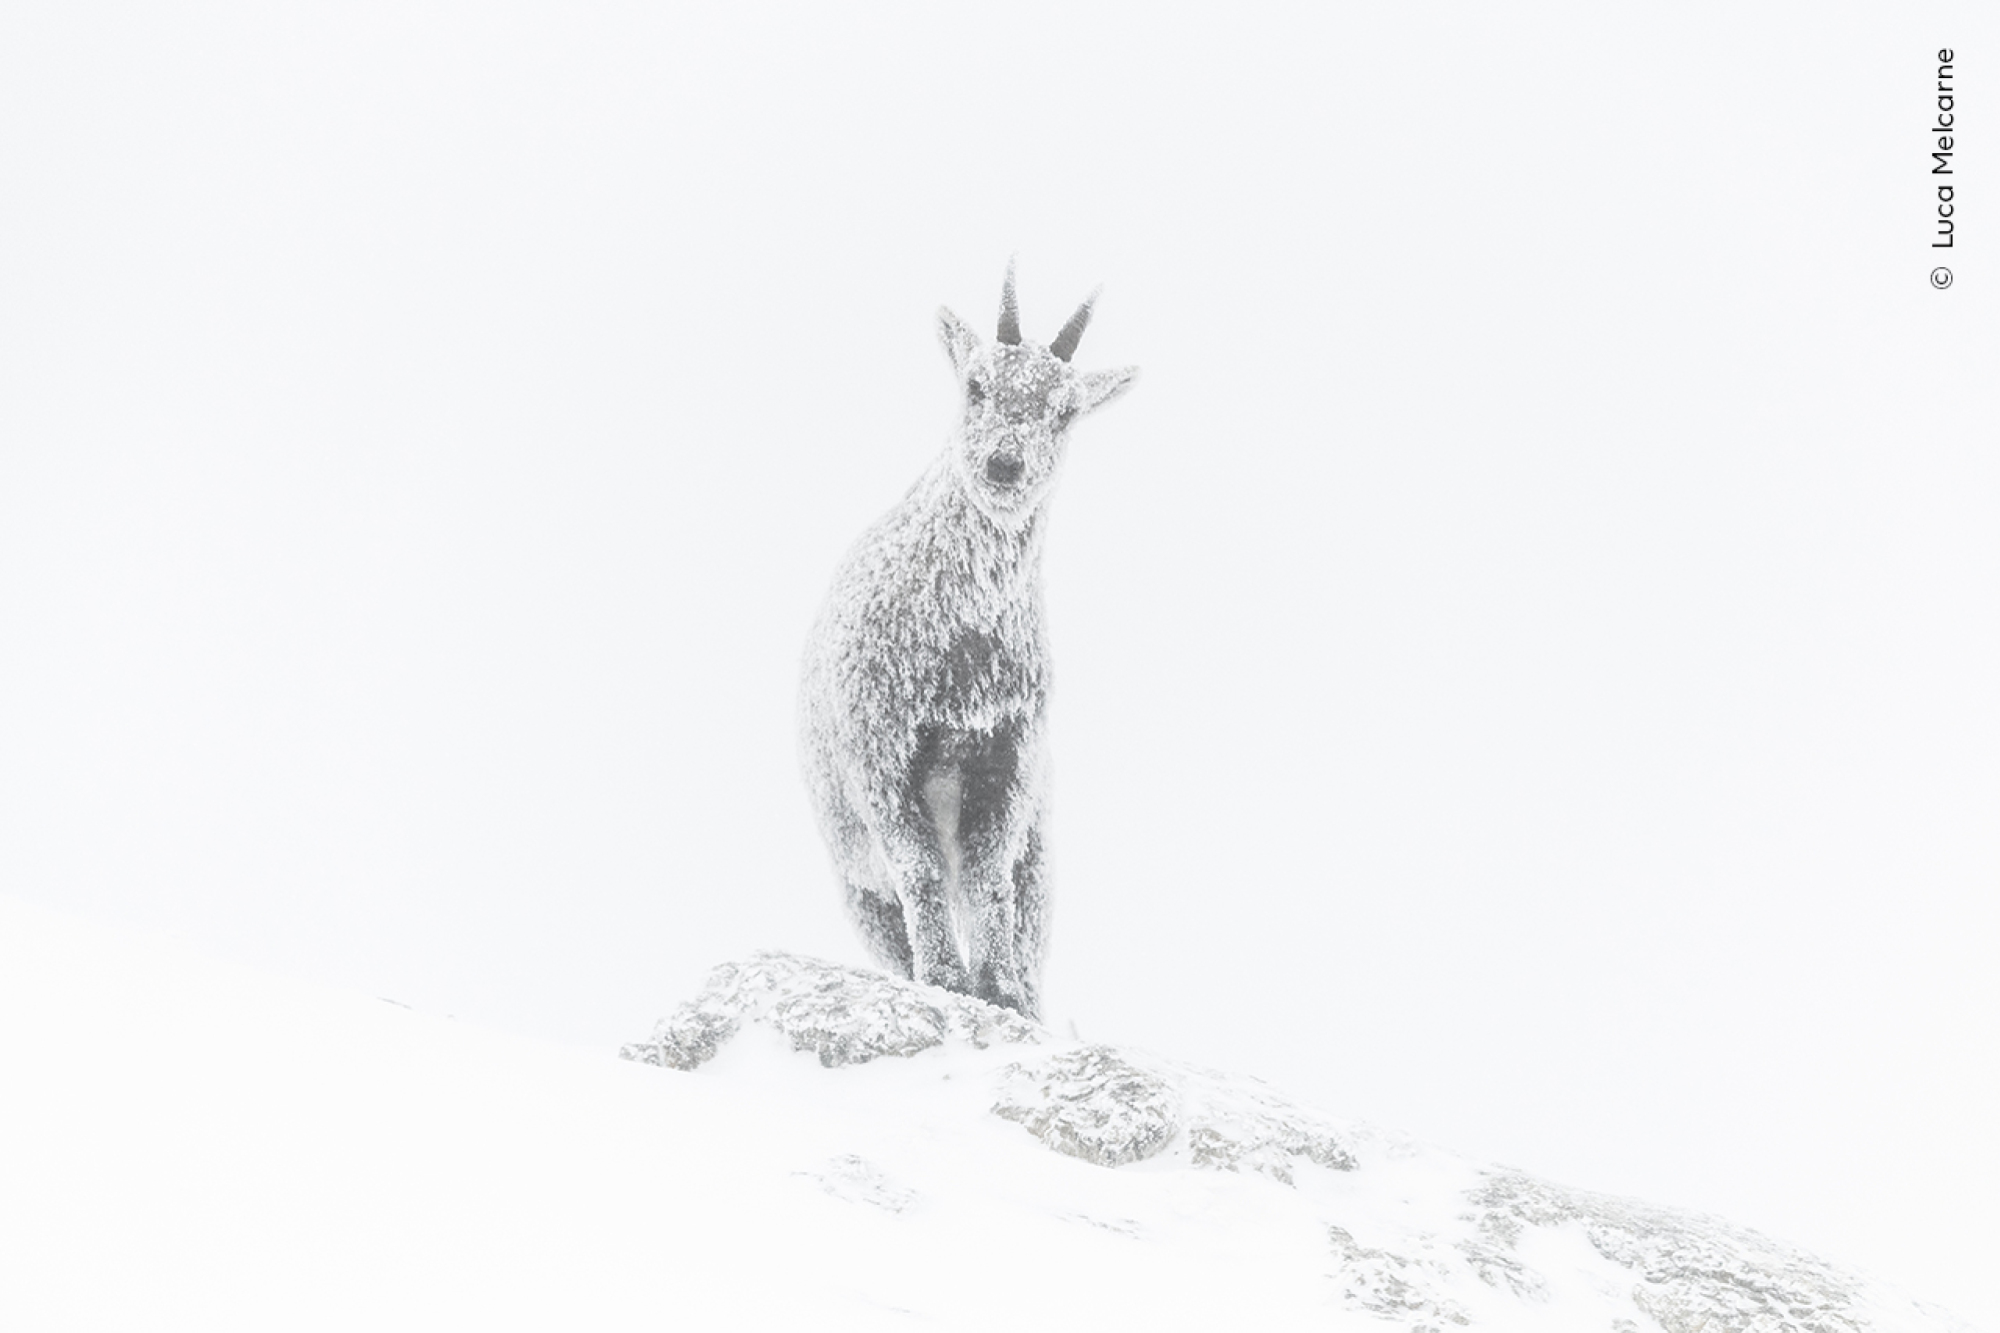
xmin=843 ymin=880 xmax=914 ymax=979
xmin=1010 ymin=821 xmax=1049 ymax=1021
xmin=869 ymin=773 xmax=971 ymax=995
xmin=954 ymin=721 xmax=1034 ymax=1016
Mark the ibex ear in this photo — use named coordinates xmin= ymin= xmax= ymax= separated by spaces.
xmin=937 ymin=307 xmax=981 ymax=378
xmin=1076 ymin=365 xmax=1139 ymax=414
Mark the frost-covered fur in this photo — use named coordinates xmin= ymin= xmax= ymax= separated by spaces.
xmin=800 ymin=266 xmax=1137 ymax=1019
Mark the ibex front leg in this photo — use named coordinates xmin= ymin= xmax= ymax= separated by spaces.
xmin=949 ymin=720 xmax=1037 ymax=1016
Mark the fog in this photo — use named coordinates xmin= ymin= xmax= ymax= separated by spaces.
xmin=2 ymin=3 xmax=1993 ymax=1325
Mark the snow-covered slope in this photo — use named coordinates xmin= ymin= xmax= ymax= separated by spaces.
xmin=623 ymin=953 xmax=1977 ymax=1333
xmin=0 ymin=895 xmax=1976 ymax=1332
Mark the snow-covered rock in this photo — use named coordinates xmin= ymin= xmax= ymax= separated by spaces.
xmin=620 ymin=950 xmax=1042 ymax=1070
xmin=625 ymin=951 xmax=1361 ymax=1177
xmin=624 ymin=951 xmax=1976 ymax=1333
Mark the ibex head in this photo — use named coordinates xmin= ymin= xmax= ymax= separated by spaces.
xmin=936 ymin=259 xmax=1138 ymax=528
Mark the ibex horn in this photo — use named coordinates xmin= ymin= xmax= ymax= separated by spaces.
xmin=997 ymin=257 xmax=1023 ymax=346
xmin=1049 ymin=287 xmax=1100 ymax=363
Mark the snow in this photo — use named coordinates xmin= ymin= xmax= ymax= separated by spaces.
xmin=5 ymin=896 xmax=1978 ymax=1333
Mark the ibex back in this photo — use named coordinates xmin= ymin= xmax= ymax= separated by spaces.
xmin=799 ymin=263 xmax=1137 ymax=1019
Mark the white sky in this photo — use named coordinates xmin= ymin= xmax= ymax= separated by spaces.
xmin=2 ymin=3 xmax=1994 ymax=1327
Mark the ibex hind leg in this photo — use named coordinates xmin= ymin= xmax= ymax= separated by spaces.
xmin=844 ymin=880 xmax=915 ymax=979
xmin=1010 ymin=822 xmax=1049 ymax=1022
xmin=868 ymin=771 xmax=974 ymax=996
xmin=813 ymin=772 xmax=918 ymax=979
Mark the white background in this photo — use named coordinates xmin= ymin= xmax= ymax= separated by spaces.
xmin=2 ymin=3 xmax=1994 ymax=1326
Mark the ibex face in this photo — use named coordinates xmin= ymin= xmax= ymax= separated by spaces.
xmin=936 ymin=262 xmax=1138 ymax=529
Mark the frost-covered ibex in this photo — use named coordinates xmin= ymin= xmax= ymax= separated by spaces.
xmin=800 ymin=262 xmax=1137 ymax=1020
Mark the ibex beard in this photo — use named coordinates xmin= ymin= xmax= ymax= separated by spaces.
xmin=799 ymin=262 xmax=1138 ymax=1020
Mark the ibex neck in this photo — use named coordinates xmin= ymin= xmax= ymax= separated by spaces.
xmin=921 ymin=454 xmax=1047 ymax=598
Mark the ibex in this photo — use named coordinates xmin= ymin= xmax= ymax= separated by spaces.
xmin=799 ymin=262 xmax=1137 ymax=1020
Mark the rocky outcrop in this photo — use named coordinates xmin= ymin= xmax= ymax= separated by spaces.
xmin=623 ymin=951 xmax=1360 ymax=1179
xmin=619 ymin=951 xmax=1041 ymax=1070
xmin=1463 ymin=1171 xmax=1877 ymax=1333
xmin=622 ymin=952 xmax=1971 ymax=1333
xmin=990 ymin=1045 xmax=1181 ymax=1167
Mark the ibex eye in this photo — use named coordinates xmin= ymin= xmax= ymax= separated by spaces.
xmin=966 ymin=379 xmax=987 ymax=404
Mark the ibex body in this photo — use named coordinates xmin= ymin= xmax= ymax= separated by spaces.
xmin=799 ymin=265 xmax=1137 ymax=1019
